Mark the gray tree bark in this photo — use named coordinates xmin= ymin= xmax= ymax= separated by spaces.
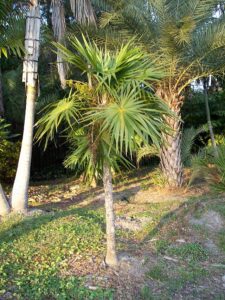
xmin=103 ymin=162 xmax=118 ymax=267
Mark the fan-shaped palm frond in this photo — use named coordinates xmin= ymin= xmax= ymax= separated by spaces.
xmin=54 ymin=34 xmax=164 ymax=90
xmin=35 ymin=91 xmax=82 ymax=147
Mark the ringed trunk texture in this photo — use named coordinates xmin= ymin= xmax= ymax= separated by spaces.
xmin=0 ymin=184 xmax=10 ymax=216
xmin=11 ymin=1 xmax=40 ymax=212
xmin=11 ymin=86 xmax=36 ymax=211
xmin=158 ymin=90 xmax=184 ymax=188
xmin=103 ymin=163 xmax=118 ymax=267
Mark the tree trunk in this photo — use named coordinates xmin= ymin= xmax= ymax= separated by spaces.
xmin=11 ymin=86 xmax=36 ymax=211
xmin=11 ymin=1 xmax=40 ymax=212
xmin=204 ymin=85 xmax=218 ymax=157
xmin=157 ymin=90 xmax=184 ymax=188
xmin=0 ymin=66 xmax=4 ymax=117
xmin=103 ymin=162 xmax=118 ymax=267
xmin=0 ymin=183 xmax=10 ymax=216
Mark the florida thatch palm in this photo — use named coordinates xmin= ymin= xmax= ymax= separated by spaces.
xmin=36 ymin=35 xmax=171 ymax=267
xmin=100 ymin=0 xmax=225 ymax=187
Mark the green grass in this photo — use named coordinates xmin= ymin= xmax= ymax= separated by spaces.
xmin=167 ymin=243 xmax=208 ymax=262
xmin=0 ymin=208 xmax=113 ymax=299
xmin=155 ymin=240 xmax=170 ymax=254
xmin=140 ymin=286 xmax=155 ymax=300
xmin=146 ymin=262 xmax=168 ymax=281
xmin=168 ymin=263 xmax=208 ymax=292
xmin=217 ymin=230 xmax=225 ymax=253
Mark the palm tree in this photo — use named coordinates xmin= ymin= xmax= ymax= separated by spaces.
xmin=100 ymin=0 xmax=225 ymax=187
xmin=36 ymin=35 xmax=171 ymax=266
xmin=11 ymin=0 xmax=41 ymax=212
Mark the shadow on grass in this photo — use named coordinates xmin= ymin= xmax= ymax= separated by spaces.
xmin=0 ymin=207 xmax=104 ymax=245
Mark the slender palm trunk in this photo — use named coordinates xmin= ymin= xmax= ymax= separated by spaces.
xmin=0 ymin=66 xmax=4 ymax=117
xmin=157 ymin=90 xmax=184 ymax=188
xmin=103 ymin=162 xmax=118 ymax=267
xmin=204 ymin=86 xmax=218 ymax=157
xmin=11 ymin=87 xmax=36 ymax=211
xmin=0 ymin=183 xmax=10 ymax=216
xmin=11 ymin=1 xmax=40 ymax=212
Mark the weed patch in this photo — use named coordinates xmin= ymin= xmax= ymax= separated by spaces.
xmin=167 ymin=243 xmax=208 ymax=262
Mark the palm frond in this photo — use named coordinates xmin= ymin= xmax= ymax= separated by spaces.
xmin=35 ymin=91 xmax=82 ymax=147
xmin=54 ymin=34 xmax=164 ymax=90
xmin=137 ymin=144 xmax=159 ymax=163
xmin=181 ymin=126 xmax=206 ymax=166
xmin=87 ymin=84 xmax=170 ymax=155
xmin=0 ymin=4 xmax=25 ymax=58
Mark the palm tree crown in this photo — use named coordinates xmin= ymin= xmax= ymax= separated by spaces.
xmin=98 ymin=0 xmax=225 ymax=186
xmin=36 ymin=35 xmax=171 ymax=181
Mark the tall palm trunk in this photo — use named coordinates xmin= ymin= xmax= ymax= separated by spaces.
xmin=103 ymin=162 xmax=118 ymax=267
xmin=11 ymin=0 xmax=40 ymax=212
xmin=158 ymin=90 xmax=184 ymax=187
xmin=11 ymin=89 xmax=36 ymax=211
xmin=51 ymin=0 xmax=67 ymax=89
xmin=0 ymin=66 xmax=4 ymax=117
xmin=0 ymin=183 xmax=10 ymax=216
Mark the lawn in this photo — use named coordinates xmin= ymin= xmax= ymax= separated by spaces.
xmin=1 ymin=168 xmax=225 ymax=299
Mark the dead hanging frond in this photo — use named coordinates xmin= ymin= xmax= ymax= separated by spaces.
xmin=51 ymin=0 xmax=68 ymax=88
xmin=70 ymin=0 xmax=96 ymax=26
xmin=51 ymin=0 xmax=66 ymax=42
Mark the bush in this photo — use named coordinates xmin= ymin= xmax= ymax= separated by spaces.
xmin=0 ymin=139 xmax=20 ymax=183
xmin=190 ymin=145 xmax=225 ymax=192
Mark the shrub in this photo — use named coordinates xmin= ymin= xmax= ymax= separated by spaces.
xmin=0 ymin=140 xmax=20 ymax=183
